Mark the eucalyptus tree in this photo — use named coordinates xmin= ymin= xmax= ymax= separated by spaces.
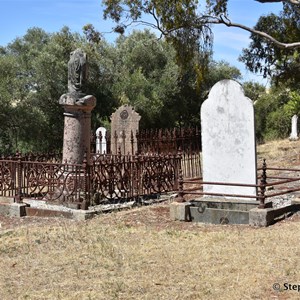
xmin=240 ymin=2 xmax=300 ymax=86
xmin=103 ymin=29 xmax=242 ymax=128
xmin=102 ymin=1 xmax=300 ymax=61
xmin=0 ymin=27 xmax=84 ymax=152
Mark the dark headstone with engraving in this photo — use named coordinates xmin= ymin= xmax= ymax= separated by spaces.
xmin=110 ymin=105 xmax=141 ymax=155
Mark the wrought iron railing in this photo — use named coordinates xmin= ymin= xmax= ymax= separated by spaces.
xmin=178 ymin=159 xmax=300 ymax=208
xmin=91 ymin=127 xmax=201 ymax=155
xmin=0 ymin=152 xmax=181 ymax=209
xmin=90 ymin=153 xmax=180 ymax=203
xmin=91 ymin=127 xmax=202 ymax=179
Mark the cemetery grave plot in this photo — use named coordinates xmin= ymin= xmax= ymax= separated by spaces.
xmin=0 ymin=152 xmax=181 ymax=211
xmin=171 ymin=80 xmax=300 ymax=226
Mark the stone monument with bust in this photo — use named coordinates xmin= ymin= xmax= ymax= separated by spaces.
xmin=59 ymin=48 xmax=96 ymax=164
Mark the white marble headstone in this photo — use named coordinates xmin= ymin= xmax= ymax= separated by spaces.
xmin=96 ymin=127 xmax=107 ymax=154
xmin=289 ymin=115 xmax=298 ymax=141
xmin=201 ymin=80 xmax=257 ymax=199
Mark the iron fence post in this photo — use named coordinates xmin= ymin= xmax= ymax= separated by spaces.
xmin=114 ymin=130 xmax=118 ymax=154
xmin=177 ymin=149 xmax=185 ymax=202
xmin=121 ymin=130 xmax=126 ymax=155
xmin=134 ymin=153 xmax=140 ymax=200
xmin=259 ymin=159 xmax=267 ymax=208
xmin=15 ymin=151 xmax=22 ymax=203
xmin=82 ymin=154 xmax=90 ymax=210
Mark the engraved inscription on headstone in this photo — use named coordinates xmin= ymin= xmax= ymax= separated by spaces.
xmin=201 ymin=79 xmax=257 ymax=199
xmin=110 ymin=105 xmax=141 ymax=155
xmin=120 ymin=110 xmax=129 ymax=120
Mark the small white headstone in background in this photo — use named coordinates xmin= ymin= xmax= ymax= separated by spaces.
xmin=201 ymin=79 xmax=257 ymax=199
xmin=96 ymin=127 xmax=107 ymax=154
xmin=289 ymin=115 xmax=298 ymax=141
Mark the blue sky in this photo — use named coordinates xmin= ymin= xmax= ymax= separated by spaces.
xmin=0 ymin=0 xmax=283 ymax=85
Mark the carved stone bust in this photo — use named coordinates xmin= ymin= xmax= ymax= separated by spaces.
xmin=59 ymin=48 xmax=96 ymax=108
xmin=68 ymin=48 xmax=87 ymax=95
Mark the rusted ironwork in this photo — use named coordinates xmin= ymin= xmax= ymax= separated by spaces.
xmin=15 ymin=152 xmax=22 ymax=203
xmin=22 ymin=161 xmax=85 ymax=204
xmin=3 ymin=148 xmax=300 ymax=211
xmin=135 ymin=127 xmax=201 ymax=154
xmin=90 ymin=153 xmax=180 ymax=203
xmin=0 ymin=158 xmax=17 ymax=198
xmin=259 ymin=159 xmax=267 ymax=208
xmin=184 ymin=180 xmax=261 ymax=188
xmin=92 ymin=126 xmax=201 ymax=179
xmin=179 ymin=158 xmax=300 ymax=208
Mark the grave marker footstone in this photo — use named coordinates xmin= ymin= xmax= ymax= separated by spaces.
xmin=200 ymin=79 xmax=257 ymax=199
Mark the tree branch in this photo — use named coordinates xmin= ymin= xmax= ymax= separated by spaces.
xmin=255 ymin=0 xmax=300 ymax=4
xmin=209 ymin=16 xmax=300 ymax=49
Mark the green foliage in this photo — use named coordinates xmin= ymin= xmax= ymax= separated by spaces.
xmin=242 ymin=81 xmax=266 ymax=102
xmin=0 ymin=27 xmax=83 ymax=153
xmin=284 ymin=91 xmax=300 ymax=115
xmin=206 ymin=60 xmax=241 ymax=87
xmin=109 ymin=30 xmax=181 ymax=127
xmin=240 ymin=3 xmax=300 ymax=87
xmin=83 ymin=24 xmax=102 ymax=44
xmin=104 ymin=29 xmax=243 ymax=128
xmin=0 ymin=25 xmax=250 ymax=152
xmin=264 ymin=109 xmax=290 ymax=141
xmin=102 ymin=0 xmax=229 ymax=71
xmin=254 ymin=87 xmax=299 ymax=142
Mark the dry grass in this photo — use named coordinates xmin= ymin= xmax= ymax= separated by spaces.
xmin=257 ymin=139 xmax=300 ymax=167
xmin=1 ymin=139 xmax=300 ymax=299
xmin=1 ymin=210 xmax=300 ymax=300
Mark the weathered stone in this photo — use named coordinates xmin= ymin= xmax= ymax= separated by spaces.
xmin=200 ymin=79 xmax=257 ymax=199
xmin=67 ymin=48 xmax=87 ymax=95
xmin=59 ymin=48 xmax=96 ymax=165
xmin=289 ymin=114 xmax=299 ymax=141
xmin=170 ymin=202 xmax=191 ymax=221
xmin=59 ymin=101 xmax=96 ymax=164
xmin=249 ymin=203 xmax=300 ymax=227
xmin=190 ymin=207 xmax=250 ymax=224
xmin=110 ymin=105 xmax=141 ymax=155
xmin=0 ymin=202 xmax=27 ymax=217
xmin=96 ymin=127 xmax=107 ymax=154
xmin=25 ymin=207 xmax=73 ymax=218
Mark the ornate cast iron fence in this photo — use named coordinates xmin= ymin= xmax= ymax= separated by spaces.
xmin=0 ymin=152 xmax=181 ymax=209
xmin=136 ymin=127 xmax=201 ymax=154
xmin=90 ymin=153 xmax=180 ymax=203
xmin=0 ymin=159 xmax=18 ymax=198
xmin=91 ymin=127 xmax=202 ymax=179
xmin=0 ymin=151 xmax=62 ymax=163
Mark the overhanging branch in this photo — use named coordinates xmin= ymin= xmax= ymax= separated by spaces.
xmin=255 ymin=0 xmax=300 ymax=4
xmin=208 ymin=16 xmax=300 ymax=49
